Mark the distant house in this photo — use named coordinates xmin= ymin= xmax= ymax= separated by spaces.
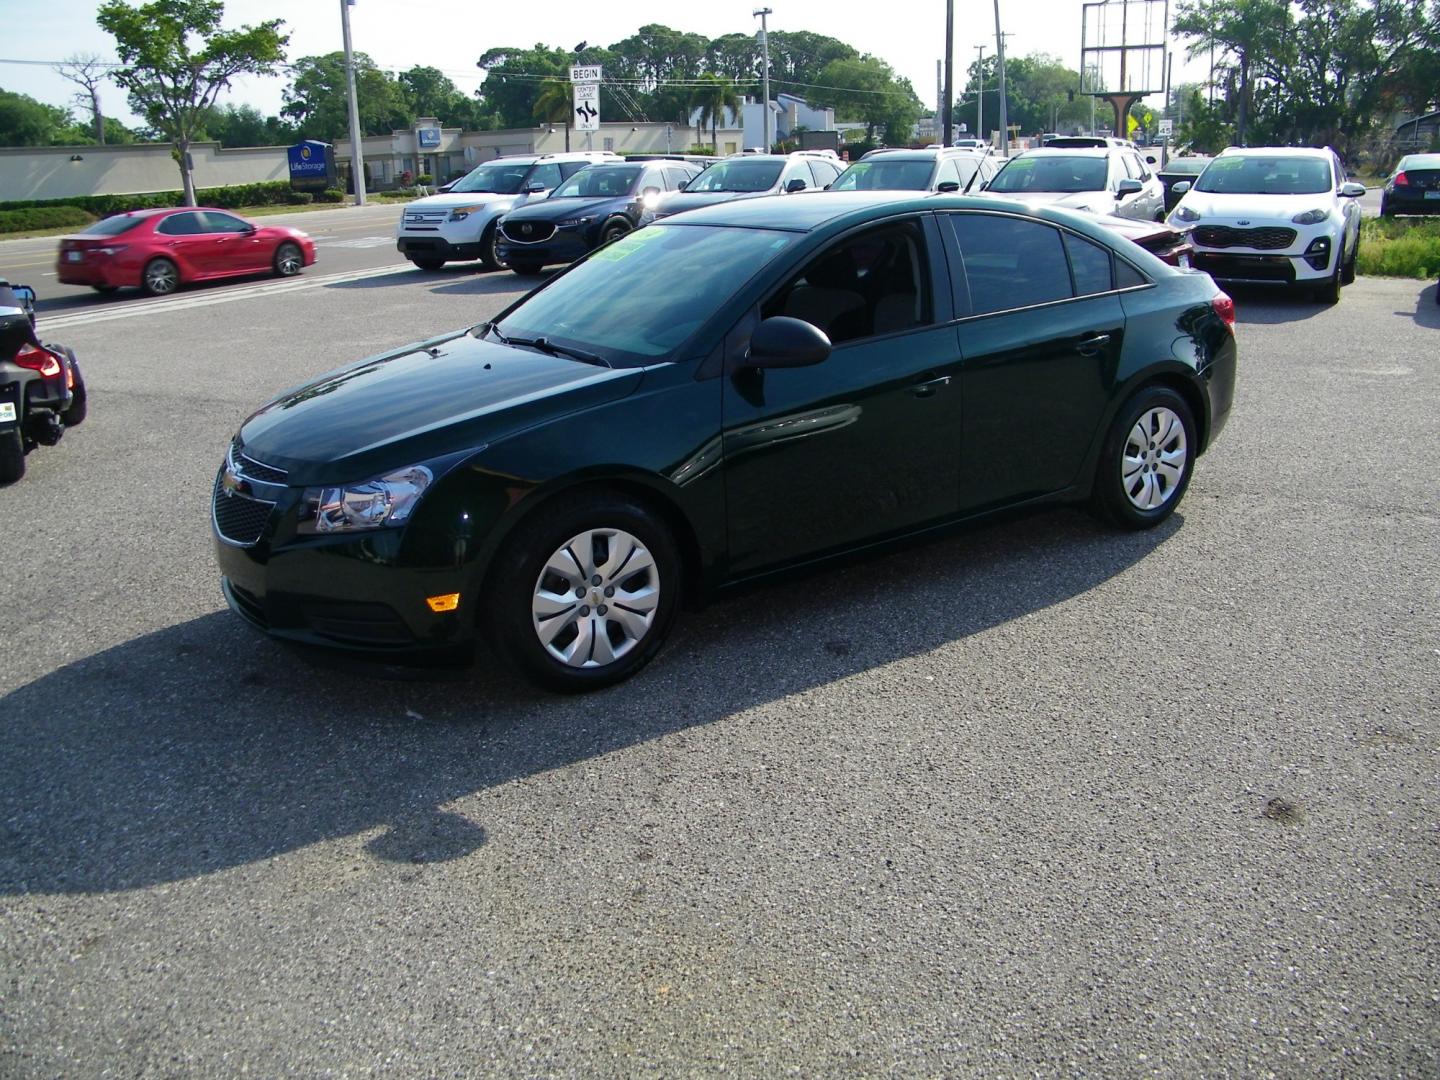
xmin=688 ymin=93 xmax=835 ymax=152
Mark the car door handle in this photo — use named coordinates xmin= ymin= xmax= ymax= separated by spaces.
xmin=909 ymin=374 xmax=951 ymax=398
xmin=1076 ymin=334 xmax=1111 ymax=356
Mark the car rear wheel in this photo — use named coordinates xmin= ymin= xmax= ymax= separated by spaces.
xmin=0 ymin=429 xmax=25 ymax=484
xmin=411 ymin=257 xmax=445 ymax=272
xmin=273 ymin=242 xmax=304 ymax=277
xmin=488 ymin=494 xmax=680 ymax=692
xmin=141 ymin=258 xmax=180 ymax=296
xmin=478 ymin=224 xmax=507 ymax=272
xmin=1092 ymin=386 xmax=1195 ymax=530
xmin=601 ymin=221 xmax=631 ymax=245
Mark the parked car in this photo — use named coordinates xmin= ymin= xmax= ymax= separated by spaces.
xmin=829 ymin=147 xmax=999 ymax=194
xmin=1380 ymin=153 xmax=1440 ymax=217
xmin=1094 ymin=216 xmax=1196 ymax=267
xmin=1156 ymin=155 xmax=1212 ymax=212
xmin=978 ymin=146 xmax=1167 ymax=222
xmin=395 ymin=152 xmax=617 ymax=271
xmin=56 ymin=208 xmax=315 ymax=296
xmin=1045 ymin=136 xmax=1135 ymax=149
xmin=495 ymin=159 xmax=705 ymax=274
xmin=1167 ymin=145 xmax=1363 ymax=303
xmin=645 ymin=152 xmax=843 ymax=220
xmin=212 ymin=192 xmax=1236 ymax=690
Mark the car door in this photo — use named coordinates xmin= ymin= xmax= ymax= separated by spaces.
xmin=200 ymin=211 xmax=266 ymax=275
xmin=939 ymin=211 xmax=1126 ymax=511
xmin=721 ymin=214 xmax=963 ymax=575
xmin=1130 ymin=153 xmax=1166 ymax=220
xmin=152 ymin=211 xmax=215 ymax=275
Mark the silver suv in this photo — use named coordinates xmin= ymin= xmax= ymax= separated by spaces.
xmin=979 ymin=146 xmax=1167 ymax=222
xmin=646 ymin=152 xmax=844 ymax=221
xmin=830 ymin=147 xmax=999 ymax=194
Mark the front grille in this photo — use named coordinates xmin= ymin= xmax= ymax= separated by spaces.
xmin=213 ymin=470 xmax=275 ymax=546
xmin=1193 ymin=253 xmax=1296 ymax=283
xmin=230 ymin=441 xmax=287 ymax=484
xmin=403 ymin=210 xmax=447 ymax=232
xmin=500 ymin=221 xmax=556 ymax=244
xmin=1193 ymin=225 xmax=1297 ymax=251
xmin=303 ymin=600 xmax=413 ymax=646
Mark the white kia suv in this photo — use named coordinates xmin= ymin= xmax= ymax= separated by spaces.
xmin=1167 ymin=146 xmax=1365 ymax=303
xmin=395 ymin=152 xmax=617 ymax=271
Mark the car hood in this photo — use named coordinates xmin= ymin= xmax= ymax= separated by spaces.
xmin=403 ymin=191 xmax=522 ymax=211
xmin=981 ymin=190 xmax=1113 ymax=214
xmin=237 ymin=331 xmax=643 ymax=484
xmin=504 ymin=195 xmax=629 ymax=223
xmin=653 ymin=190 xmax=767 ymax=216
xmin=1169 ymin=190 xmax=1332 ymax=223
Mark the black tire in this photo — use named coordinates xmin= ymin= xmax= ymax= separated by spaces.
xmin=510 ymin=261 xmax=545 ymax=276
xmin=273 ymin=241 xmax=303 ymax=277
xmin=60 ymin=351 xmax=86 ymax=427
xmin=478 ymin=223 xmax=507 ymax=271
xmin=1091 ymin=385 xmax=1196 ymax=530
xmin=487 ymin=492 xmax=681 ymax=692
xmin=1313 ymin=259 xmax=1342 ymax=304
xmin=0 ymin=428 xmax=24 ymax=484
xmin=1340 ymin=241 xmax=1357 ymax=285
xmin=90 ymin=285 xmax=119 ymax=295
xmin=600 ymin=221 xmax=631 ymax=246
xmin=411 ymin=257 xmax=446 ymax=272
xmin=1379 ymin=197 xmax=1391 ymax=218
xmin=141 ymin=257 xmax=180 ymax=297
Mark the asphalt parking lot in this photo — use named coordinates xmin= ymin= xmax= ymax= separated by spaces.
xmin=1 ymin=214 xmax=1437 ymax=1077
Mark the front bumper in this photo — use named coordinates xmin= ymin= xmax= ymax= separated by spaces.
xmin=1186 ymin=221 xmax=1341 ymax=286
xmin=494 ymin=227 xmax=594 ymax=267
xmin=396 ymin=235 xmax=486 ymax=262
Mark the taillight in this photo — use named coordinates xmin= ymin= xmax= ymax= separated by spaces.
xmin=14 ymin=343 xmax=62 ymax=378
xmin=1211 ymin=293 xmax=1235 ymax=329
xmin=1394 ymin=171 xmax=1408 ymax=186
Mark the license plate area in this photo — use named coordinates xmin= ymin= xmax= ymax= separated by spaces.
xmin=65 ymin=251 xmax=83 ymax=262
xmin=1425 ymin=190 xmax=1440 ymax=200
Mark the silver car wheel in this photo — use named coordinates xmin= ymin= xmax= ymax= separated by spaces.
xmin=531 ymin=528 xmax=659 ymax=668
xmin=144 ymin=260 xmax=178 ymax=295
xmin=1122 ymin=406 xmax=1188 ymax=510
xmin=275 ymin=243 xmax=303 ymax=276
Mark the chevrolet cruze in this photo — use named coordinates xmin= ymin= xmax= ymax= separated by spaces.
xmin=214 ymin=193 xmax=1236 ymax=691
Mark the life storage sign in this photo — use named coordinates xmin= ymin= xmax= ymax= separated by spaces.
xmin=287 ymin=140 xmax=337 ymax=192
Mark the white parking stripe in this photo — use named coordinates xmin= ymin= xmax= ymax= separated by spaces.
xmin=40 ymin=263 xmax=412 ymax=330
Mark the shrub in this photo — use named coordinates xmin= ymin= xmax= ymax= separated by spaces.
xmin=316 ymin=188 xmax=346 ymax=203
xmin=416 ymin=173 xmax=434 ymax=186
xmin=285 ymin=190 xmax=314 ymax=205
xmin=0 ymin=180 xmax=294 ymax=218
xmin=1357 ymin=218 xmax=1440 ymax=280
xmin=0 ymin=205 xmax=96 ymax=234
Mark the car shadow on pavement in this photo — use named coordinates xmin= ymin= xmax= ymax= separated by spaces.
xmin=1225 ymin=284 xmax=1330 ymax=325
xmin=0 ymin=508 xmax=1179 ymax=896
xmin=1397 ymin=282 xmax=1439 ymax=327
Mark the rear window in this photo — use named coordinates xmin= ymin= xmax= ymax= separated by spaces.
xmin=83 ymin=215 xmax=145 ymax=237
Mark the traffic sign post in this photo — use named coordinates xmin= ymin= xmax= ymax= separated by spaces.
xmin=573 ymin=83 xmax=600 ymax=133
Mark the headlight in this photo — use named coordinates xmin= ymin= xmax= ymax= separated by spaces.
xmin=298 ymin=465 xmax=433 ymax=534
xmin=1173 ymin=205 xmax=1201 ymax=222
xmin=448 ymin=205 xmax=487 ymax=221
xmin=559 ymin=216 xmax=594 ymax=227
xmin=1291 ymin=208 xmax=1329 ymax=225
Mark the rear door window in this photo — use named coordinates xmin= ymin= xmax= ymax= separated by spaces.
xmin=527 ymin=163 xmax=564 ymax=190
xmin=156 ymin=212 xmax=205 ymax=236
xmin=1064 ymin=232 xmax=1114 ymax=295
xmin=945 ymin=214 xmax=1073 ymax=316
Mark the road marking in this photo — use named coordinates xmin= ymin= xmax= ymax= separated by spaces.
xmin=39 ymin=263 xmax=413 ymax=330
xmin=317 ymin=235 xmax=397 ymax=249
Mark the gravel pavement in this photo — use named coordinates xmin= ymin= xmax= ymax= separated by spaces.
xmin=1 ymin=263 xmax=1436 ymax=1078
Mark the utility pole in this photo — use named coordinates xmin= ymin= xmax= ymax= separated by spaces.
xmin=754 ymin=7 xmax=773 ymax=151
xmin=942 ymin=0 xmax=954 ymax=146
xmin=993 ymin=1 xmax=1009 ymax=155
xmin=975 ymin=45 xmax=985 ymax=147
xmin=340 ymin=0 xmax=366 ymax=205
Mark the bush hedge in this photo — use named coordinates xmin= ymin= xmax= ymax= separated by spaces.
xmin=0 ymin=180 xmax=298 ymax=218
xmin=1357 ymin=218 xmax=1440 ymax=280
xmin=0 ymin=205 xmax=97 ymax=235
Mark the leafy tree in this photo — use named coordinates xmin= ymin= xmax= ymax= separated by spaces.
xmin=476 ymin=44 xmax=570 ymax=129
xmin=1175 ymin=88 xmax=1233 ymax=153
xmin=690 ymin=74 xmax=741 ymax=150
xmin=400 ymin=66 xmax=480 ymax=129
xmin=707 ymin=33 xmax=760 ymax=93
xmin=283 ymin=52 xmax=411 ymax=143
xmin=533 ymin=78 xmax=573 ymax=151
xmin=1173 ymin=0 xmax=1293 ymax=146
xmin=202 ymin=102 xmax=296 ymax=146
xmin=55 ymin=55 xmax=111 ymax=145
xmin=96 ymin=0 xmax=288 ymax=205
xmin=0 ymin=90 xmax=75 ymax=146
xmin=811 ymin=56 xmax=920 ymax=145
xmin=766 ymin=31 xmax=858 ymax=93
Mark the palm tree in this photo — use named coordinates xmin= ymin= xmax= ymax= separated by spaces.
xmin=690 ymin=74 xmax=742 ymax=152
xmin=533 ymin=77 xmax=572 ymax=151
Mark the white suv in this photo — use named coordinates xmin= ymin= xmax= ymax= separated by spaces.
xmin=1167 ymin=146 xmax=1365 ymax=303
xmin=395 ymin=152 xmax=617 ymax=271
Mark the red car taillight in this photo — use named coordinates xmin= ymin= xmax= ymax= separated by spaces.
xmin=1394 ymin=171 xmax=1409 ymax=186
xmin=14 ymin=343 xmax=62 ymax=378
xmin=1211 ymin=293 xmax=1235 ymax=329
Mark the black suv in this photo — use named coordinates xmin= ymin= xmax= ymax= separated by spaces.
xmin=496 ymin=160 xmax=705 ymax=274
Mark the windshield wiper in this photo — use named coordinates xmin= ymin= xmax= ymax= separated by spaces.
xmin=505 ymin=334 xmax=611 ymax=368
xmin=476 ymin=321 xmax=510 ymax=344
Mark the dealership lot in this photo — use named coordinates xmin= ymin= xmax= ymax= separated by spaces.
xmin=1 ymin=216 xmax=1436 ymax=1076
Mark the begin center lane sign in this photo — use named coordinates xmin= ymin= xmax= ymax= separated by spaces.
xmin=573 ymin=83 xmax=600 ymax=132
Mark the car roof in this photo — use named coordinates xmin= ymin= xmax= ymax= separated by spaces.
xmin=1008 ymin=147 xmax=1115 ymax=158
xmin=1217 ymin=145 xmax=1332 ymax=159
xmin=859 ymin=147 xmax=983 ymax=161
xmin=1399 ymin=153 xmax=1440 ymax=169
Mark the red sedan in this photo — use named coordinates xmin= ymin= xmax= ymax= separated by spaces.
xmin=57 ymin=207 xmax=317 ymax=296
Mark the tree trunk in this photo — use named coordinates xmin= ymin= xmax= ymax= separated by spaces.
xmin=92 ymin=91 xmax=105 ymax=145
xmin=176 ymin=142 xmax=197 ymax=207
xmin=713 ymin=115 xmax=718 ymax=150
xmin=1237 ymin=54 xmax=1249 ymax=147
xmin=564 ymin=121 xmax=570 ymax=152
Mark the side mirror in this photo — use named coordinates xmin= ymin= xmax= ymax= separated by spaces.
xmin=935 ymin=180 xmax=961 ymax=193
xmin=677 ymin=180 xmax=689 ymax=191
xmin=745 ymin=316 xmax=831 ymax=369
xmin=11 ymin=285 xmax=36 ymax=305
xmin=1116 ymin=178 xmax=1144 ymax=198
xmin=437 ymin=181 xmax=456 ymax=194
xmin=785 ymin=178 xmax=808 ymax=193
xmin=1170 ymin=180 xmax=1192 ymax=196
xmin=1145 ymin=154 xmax=1157 ymax=165
xmin=1339 ymin=182 xmax=1366 ymax=198
xmin=241 ymin=223 xmax=257 ymax=235
xmin=526 ymin=182 xmax=547 ymax=194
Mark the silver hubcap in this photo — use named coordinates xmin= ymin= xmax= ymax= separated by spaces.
xmin=1122 ymin=406 xmax=1188 ymax=510
xmin=531 ymin=528 xmax=659 ymax=668
xmin=146 ymin=262 xmax=177 ymax=293
xmin=277 ymin=247 xmax=301 ymax=274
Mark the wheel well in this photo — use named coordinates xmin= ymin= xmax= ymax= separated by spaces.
xmin=1143 ymin=373 xmax=1209 ymax=455
xmin=477 ymin=478 xmax=705 ymax=612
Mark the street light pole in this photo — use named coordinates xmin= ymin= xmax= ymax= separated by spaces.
xmin=754 ymin=7 xmax=773 ymax=151
xmin=975 ymin=45 xmax=985 ymax=147
xmin=993 ymin=0 xmax=1008 ymax=155
xmin=340 ymin=0 xmax=366 ymax=206
xmin=942 ymin=0 xmax=953 ymax=147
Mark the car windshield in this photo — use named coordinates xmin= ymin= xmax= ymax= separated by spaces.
xmin=986 ymin=155 xmax=1110 ymax=193
xmin=1195 ymin=156 xmax=1332 ymax=195
xmin=83 ymin=215 xmax=145 ymax=236
xmin=552 ymin=166 xmax=643 ymax=198
xmin=685 ymin=160 xmax=784 ymax=193
xmin=495 ymin=224 xmax=798 ymax=366
xmin=1161 ymin=158 xmax=1209 ymax=175
xmin=449 ymin=162 xmax=532 ymax=194
xmin=831 ymin=160 xmax=934 ymax=191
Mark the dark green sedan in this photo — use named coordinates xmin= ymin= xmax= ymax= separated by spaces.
xmin=214 ymin=193 xmax=1237 ymax=691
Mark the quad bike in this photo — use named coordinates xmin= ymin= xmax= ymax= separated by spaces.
xmin=0 ymin=280 xmax=87 ymax=483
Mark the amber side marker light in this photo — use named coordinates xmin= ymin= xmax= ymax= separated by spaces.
xmin=426 ymin=593 xmax=461 ymax=613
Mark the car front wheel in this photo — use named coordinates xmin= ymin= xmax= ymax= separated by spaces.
xmin=1092 ymin=386 xmax=1196 ymax=529
xmin=273 ymin=242 xmax=304 ymax=277
xmin=489 ymin=494 xmax=680 ymax=691
xmin=141 ymin=257 xmax=180 ymax=296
